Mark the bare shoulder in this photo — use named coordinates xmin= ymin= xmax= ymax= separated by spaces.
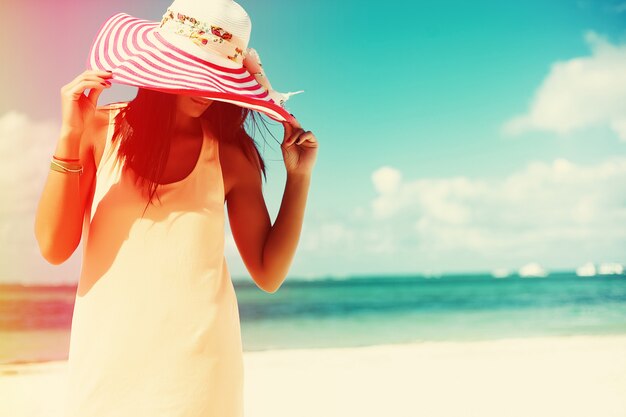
xmin=218 ymin=136 xmax=263 ymax=200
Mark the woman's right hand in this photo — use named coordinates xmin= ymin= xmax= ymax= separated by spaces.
xmin=60 ymin=69 xmax=113 ymax=137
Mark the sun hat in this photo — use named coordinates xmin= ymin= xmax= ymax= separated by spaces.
xmin=87 ymin=0 xmax=304 ymax=124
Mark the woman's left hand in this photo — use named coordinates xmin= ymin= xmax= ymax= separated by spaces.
xmin=281 ymin=116 xmax=318 ymax=177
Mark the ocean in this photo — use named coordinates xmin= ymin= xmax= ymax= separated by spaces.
xmin=1 ymin=272 xmax=625 ymax=364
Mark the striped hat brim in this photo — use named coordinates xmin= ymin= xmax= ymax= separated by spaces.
xmin=88 ymin=13 xmax=294 ymax=124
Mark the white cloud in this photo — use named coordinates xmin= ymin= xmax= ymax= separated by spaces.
xmin=0 ymin=111 xmax=83 ymax=284
xmin=371 ymin=157 xmax=626 ymax=259
xmin=0 ymin=112 xmax=58 ymax=216
xmin=502 ymin=31 xmax=626 ymax=140
xmin=371 ymin=166 xmax=402 ymax=194
xmin=371 ymin=167 xmax=403 ymax=219
xmin=298 ymin=157 xmax=626 ymax=274
xmin=217 ymin=148 xmax=626 ymax=279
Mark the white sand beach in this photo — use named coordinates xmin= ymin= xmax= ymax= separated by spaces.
xmin=2 ymin=335 xmax=626 ymax=417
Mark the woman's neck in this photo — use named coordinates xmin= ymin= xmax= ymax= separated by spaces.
xmin=172 ymin=112 xmax=202 ymax=136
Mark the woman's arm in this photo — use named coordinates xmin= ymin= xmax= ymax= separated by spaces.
xmin=34 ymin=127 xmax=96 ymax=264
xmin=261 ymin=172 xmax=311 ymax=291
xmin=34 ymin=70 xmax=112 ymax=264
xmin=224 ymin=119 xmax=318 ymax=293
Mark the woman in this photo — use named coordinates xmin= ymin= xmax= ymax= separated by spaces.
xmin=33 ymin=1 xmax=317 ymax=416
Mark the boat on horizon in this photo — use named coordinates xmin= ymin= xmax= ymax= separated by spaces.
xmin=576 ymin=262 xmax=597 ymax=277
xmin=491 ymin=268 xmax=510 ymax=278
xmin=518 ymin=262 xmax=548 ymax=278
xmin=597 ymin=262 xmax=624 ymax=276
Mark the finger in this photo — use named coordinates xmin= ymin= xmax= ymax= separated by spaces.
xmin=70 ymin=80 xmax=110 ymax=96
xmin=67 ymin=81 xmax=110 ymax=100
xmin=81 ymin=74 xmax=113 ymax=83
xmin=68 ymin=70 xmax=108 ymax=82
xmin=65 ymin=71 xmax=113 ymax=91
xmin=282 ymin=113 xmax=301 ymax=130
xmin=296 ymin=132 xmax=318 ymax=146
xmin=281 ymin=124 xmax=301 ymax=145
xmin=286 ymin=128 xmax=305 ymax=146
xmin=64 ymin=76 xmax=111 ymax=95
xmin=282 ymin=118 xmax=296 ymax=140
xmin=87 ymin=87 xmax=104 ymax=107
xmin=288 ymin=113 xmax=302 ymax=129
xmin=83 ymin=69 xmax=114 ymax=78
xmin=287 ymin=119 xmax=301 ymax=133
xmin=282 ymin=120 xmax=293 ymax=139
xmin=296 ymin=131 xmax=315 ymax=145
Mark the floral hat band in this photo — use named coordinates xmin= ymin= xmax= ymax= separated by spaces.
xmin=159 ymin=8 xmax=247 ymax=65
xmin=156 ymin=5 xmax=304 ymax=107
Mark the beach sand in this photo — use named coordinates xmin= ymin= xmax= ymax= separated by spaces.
xmin=2 ymin=334 xmax=625 ymax=417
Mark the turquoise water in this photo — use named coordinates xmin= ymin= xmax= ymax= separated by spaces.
xmin=235 ymin=272 xmax=626 ymax=351
xmin=1 ymin=272 xmax=625 ymax=362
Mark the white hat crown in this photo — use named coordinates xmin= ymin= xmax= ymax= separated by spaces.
xmin=156 ymin=0 xmax=252 ymax=68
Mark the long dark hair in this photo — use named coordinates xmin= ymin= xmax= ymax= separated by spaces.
xmin=109 ymin=88 xmax=275 ymax=217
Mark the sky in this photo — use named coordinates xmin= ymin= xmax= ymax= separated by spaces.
xmin=1 ymin=0 xmax=625 ymax=284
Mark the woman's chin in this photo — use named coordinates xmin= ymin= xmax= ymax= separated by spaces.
xmin=176 ymin=95 xmax=214 ymax=117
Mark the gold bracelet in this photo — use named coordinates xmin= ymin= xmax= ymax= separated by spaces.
xmin=50 ymin=160 xmax=83 ymax=174
xmin=51 ymin=157 xmax=82 ymax=169
xmin=52 ymin=155 xmax=80 ymax=163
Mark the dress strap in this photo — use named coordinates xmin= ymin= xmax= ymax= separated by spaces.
xmin=97 ymin=103 xmax=127 ymax=176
